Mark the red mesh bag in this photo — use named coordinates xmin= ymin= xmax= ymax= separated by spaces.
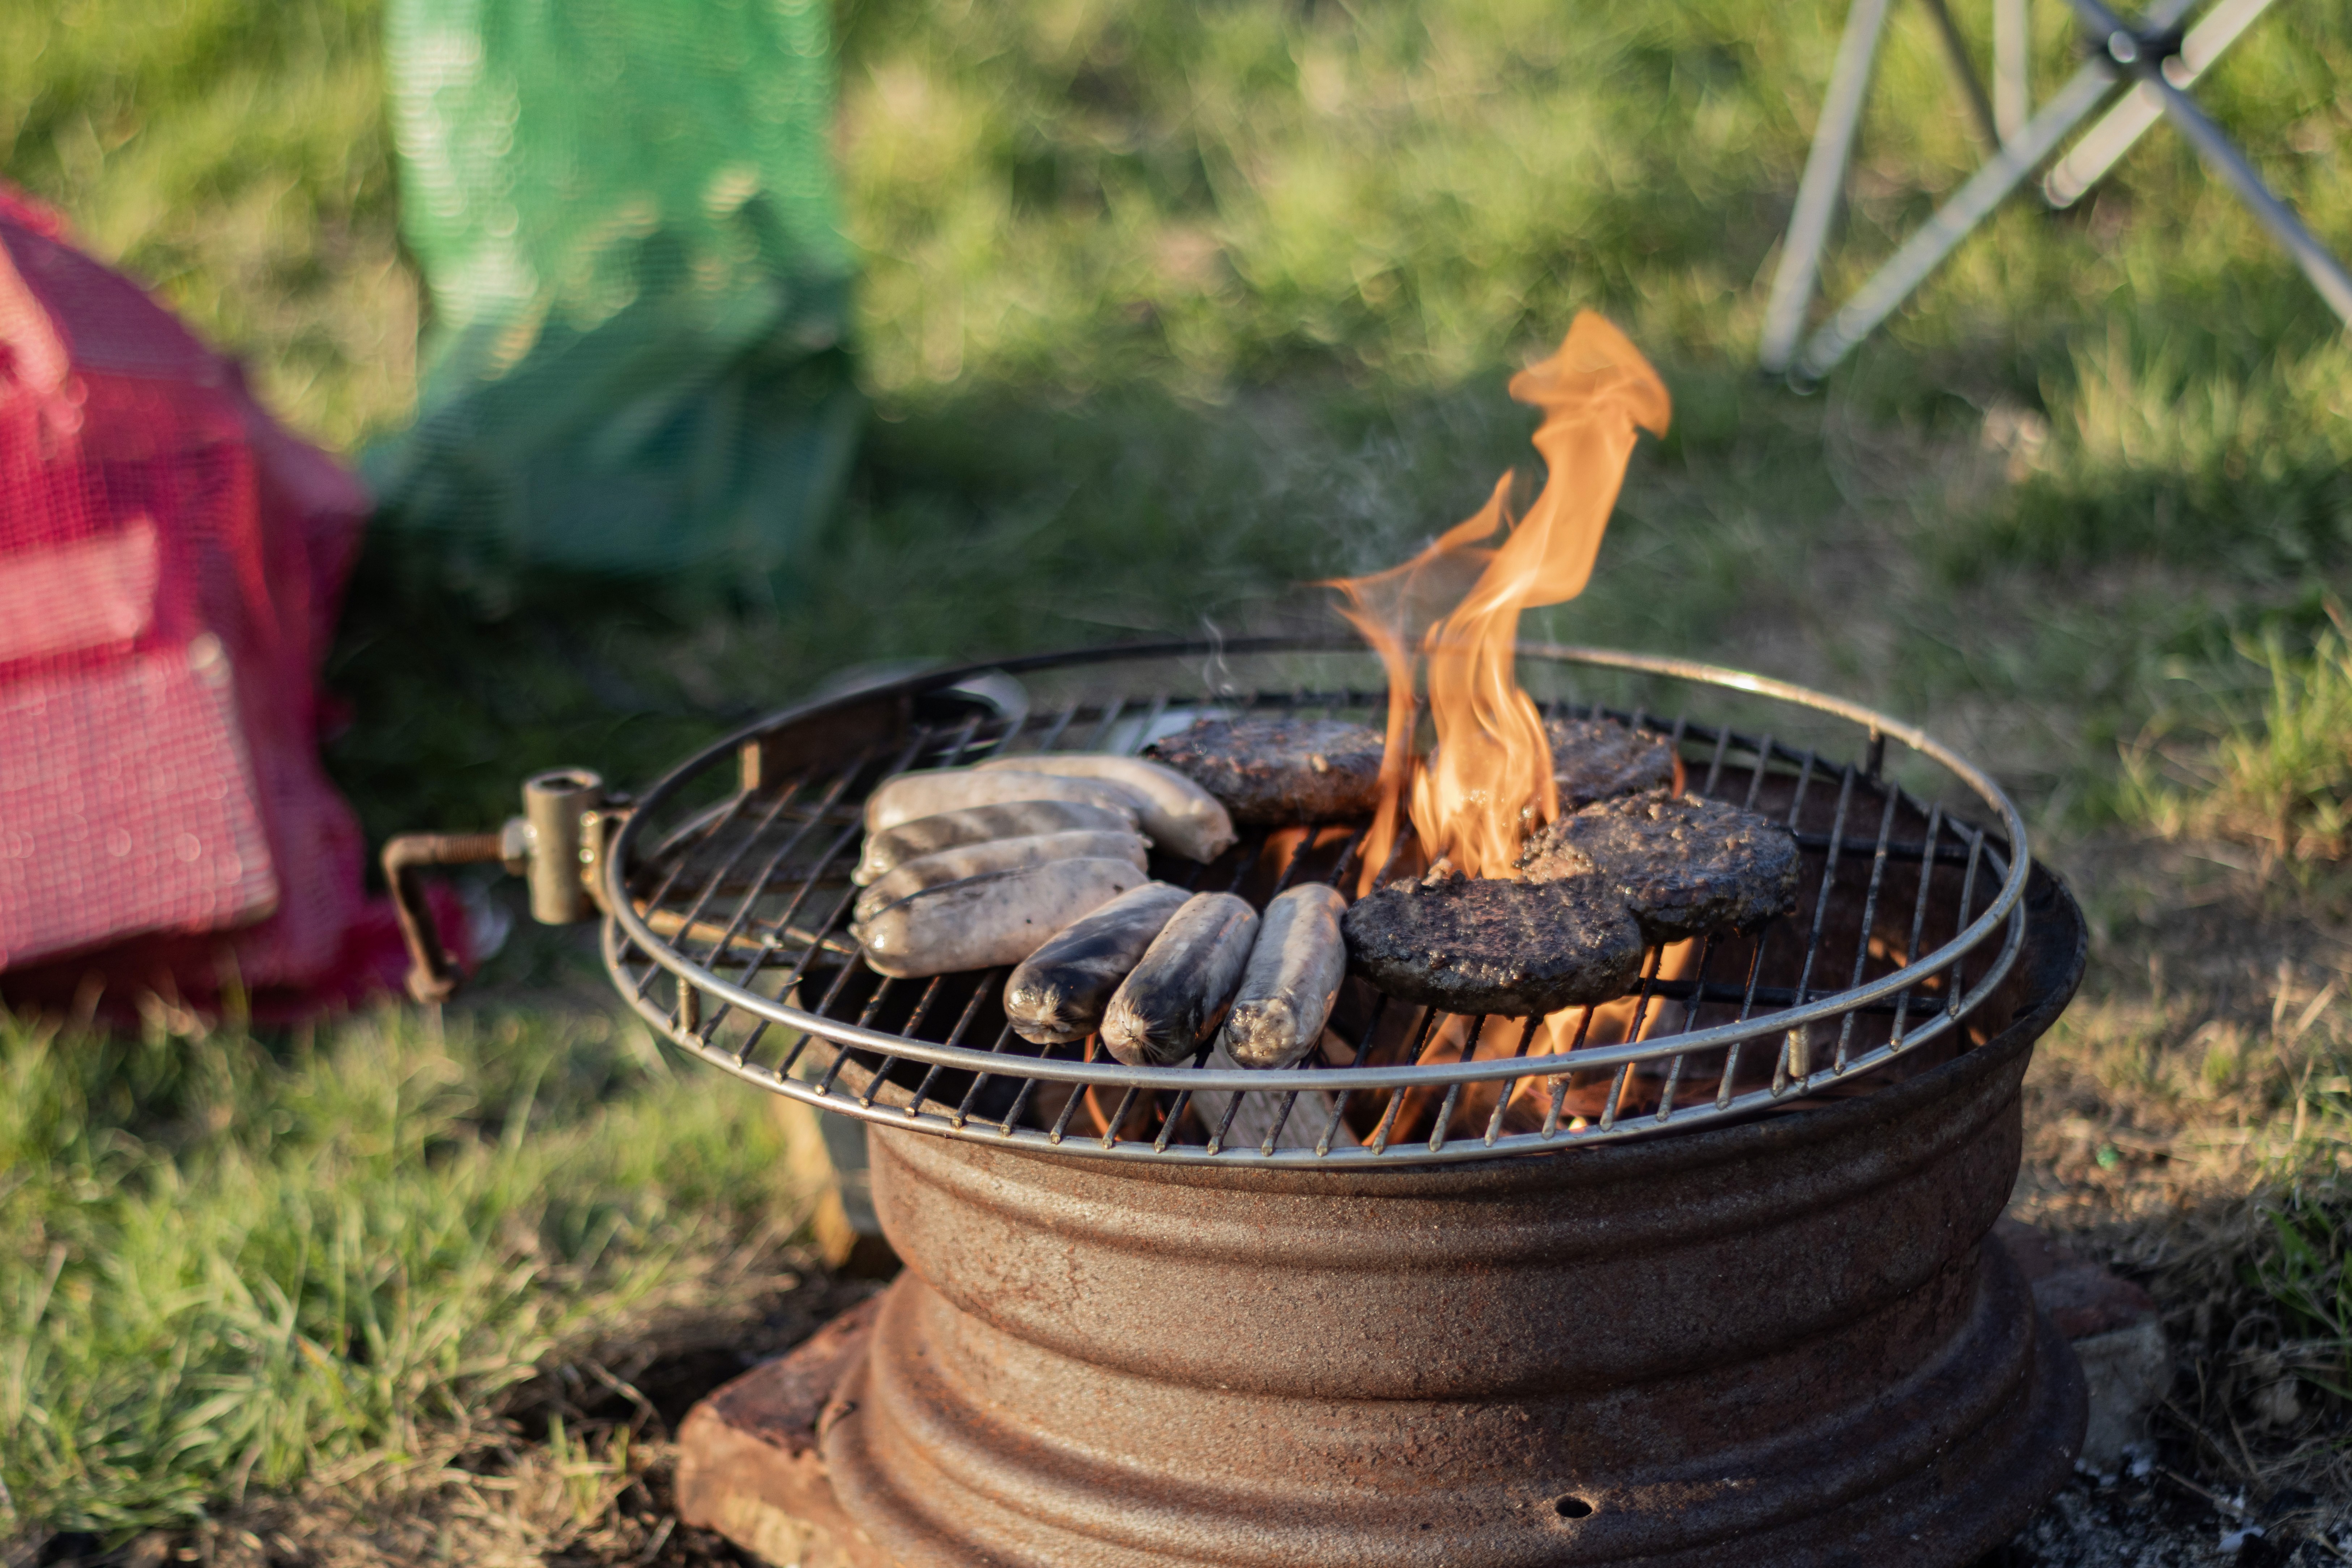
xmin=0 ymin=186 xmax=460 ymax=1020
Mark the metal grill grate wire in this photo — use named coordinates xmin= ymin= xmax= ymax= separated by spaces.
xmin=601 ymin=642 xmax=2033 ymax=1167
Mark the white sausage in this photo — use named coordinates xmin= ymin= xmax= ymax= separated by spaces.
xmin=974 ymin=754 xmax=1237 ymax=863
xmin=864 ymin=769 xmax=1145 ymax=835
xmin=1218 ymin=884 xmax=1349 ymax=1069
xmin=853 ymin=830 xmax=1150 ymax=924
xmin=852 ymin=858 xmax=1145 ymax=979
xmin=1100 ymin=892 xmax=1259 ymax=1065
xmin=855 ymin=799 xmax=1140 ymax=884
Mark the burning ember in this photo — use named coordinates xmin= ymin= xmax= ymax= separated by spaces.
xmin=1330 ymin=312 xmax=1671 ymax=894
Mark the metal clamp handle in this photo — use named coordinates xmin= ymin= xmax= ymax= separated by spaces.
xmin=382 ymin=766 xmax=617 ymax=1004
xmin=383 ymin=830 xmax=508 ymax=1003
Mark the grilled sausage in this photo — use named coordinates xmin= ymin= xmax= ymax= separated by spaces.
xmin=853 ymin=830 xmax=1151 ymax=924
xmin=1218 ymin=883 xmax=1349 ymax=1069
xmin=852 ymin=858 xmax=1146 ymax=979
xmin=1100 ymin=892 xmax=1259 ymax=1065
xmin=1001 ymin=881 xmax=1192 ymax=1045
xmin=974 ymin=754 xmax=1237 ymax=863
xmin=864 ymin=769 xmax=1145 ymax=836
xmin=855 ymin=799 xmax=1140 ymax=884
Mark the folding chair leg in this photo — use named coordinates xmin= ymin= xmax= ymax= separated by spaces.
xmin=1790 ymin=0 xmax=2206 ymax=380
xmin=2081 ymin=7 xmax=2352 ymax=323
xmin=1995 ymin=0 xmax=2032 ymax=143
xmin=1759 ymin=0 xmax=1894 ymax=375
xmin=1790 ymin=60 xmax=2117 ymax=381
xmin=2044 ymin=0 xmax=2276 ymax=206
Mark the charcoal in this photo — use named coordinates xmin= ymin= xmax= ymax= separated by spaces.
xmin=1547 ymin=717 xmax=1676 ymax=808
xmin=1524 ymin=791 xmax=1799 ymax=943
xmin=1145 ymin=715 xmax=1386 ymax=825
xmin=1341 ymin=869 xmax=1644 ymax=1016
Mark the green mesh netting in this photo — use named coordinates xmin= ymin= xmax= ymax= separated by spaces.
xmin=366 ymin=0 xmax=860 ymax=587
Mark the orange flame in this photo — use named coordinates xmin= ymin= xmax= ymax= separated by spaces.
xmin=1330 ymin=313 xmax=1670 ymax=893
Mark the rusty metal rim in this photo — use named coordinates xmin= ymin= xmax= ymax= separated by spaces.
xmin=822 ymin=1259 xmax=2086 ymax=1568
xmin=601 ymin=639 xmax=2033 ymax=1164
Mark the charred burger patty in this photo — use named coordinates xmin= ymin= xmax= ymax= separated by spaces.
xmin=1340 ymin=870 xmax=1644 ymax=1017
xmin=1522 ymin=791 xmax=1799 ymax=943
xmin=1547 ymin=717 xmax=1677 ymax=808
xmin=1145 ymin=715 xmax=1387 ymax=825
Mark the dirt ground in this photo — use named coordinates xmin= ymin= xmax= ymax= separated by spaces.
xmin=1989 ymin=829 xmax=2352 ymax=1566
xmin=1994 ymin=1467 xmax=2352 ymax=1566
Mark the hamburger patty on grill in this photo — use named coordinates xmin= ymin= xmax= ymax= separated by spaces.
xmin=1547 ymin=717 xmax=1677 ymax=808
xmin=1340 ymin=869 xmax=1644 ymax=1017
xmin=1521 ymin=791 xmax=1799 ymax=943
xmin=1144 ymin=713 xmax=1668 ymax=828
xmin=1145 ymin=715 xmax=1386 ymax=825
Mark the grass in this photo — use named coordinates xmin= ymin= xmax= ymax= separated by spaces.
xmin=0 ymin=0 xmax=410 ymax=454
xmin=2120 ymin=608 xmax=2352 ymax=870
xmin=1951 ymin=327 xmax=2352 ymax=583
xmin=2136 ymin=1172 xmax=2352 ymax=1491
xmin=2259 ymin=1186 xmax=2352 ymax=1403
xmin=8 ymin=0 xmax=2352 ymax=1550
xmin=14 ymin=0 xmax=2352 ymax=835
xmin=0 ymin=1003 xmax=807 ymax=1538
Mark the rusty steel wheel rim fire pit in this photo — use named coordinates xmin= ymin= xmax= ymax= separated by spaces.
xmin=828 ymin=941 xmax=2084 ymax=1568
xmin=604 ymin=640 xmax=2088 ymax=1567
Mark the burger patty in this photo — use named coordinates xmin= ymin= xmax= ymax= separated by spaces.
xmin=1547 ymin=717 xmax=1678 ymax=808
xmin=1522 ymin=791 xmax=1800 ymax=943
xmin=1145 ymin=715 xmax=1387 ymax=825
xmin=1145 ymin=713 xmax=1667 ymax=827
xmin=1340 ymin=869 xmax=1645 ymax=1017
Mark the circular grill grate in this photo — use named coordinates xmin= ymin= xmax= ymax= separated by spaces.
xmin=602 ymin=640 xmax=2031 ymax=1166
